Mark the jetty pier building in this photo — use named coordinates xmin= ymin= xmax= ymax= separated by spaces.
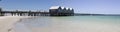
xmin=49 ymin=6 xmax=74 ymax=16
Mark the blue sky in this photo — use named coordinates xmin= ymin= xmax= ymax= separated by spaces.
xmin=0 ymin=0 xmax=120 ymax=14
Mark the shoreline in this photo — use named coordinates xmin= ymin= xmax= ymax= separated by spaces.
xmin=0 ymin=16 xmax=31 ymax=32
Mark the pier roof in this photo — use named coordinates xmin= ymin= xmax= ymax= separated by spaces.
xmin=66 ymin=8 xmax=69 ymax=10
xmin=69 ymin=8 xmax=73 ymax=10
xmin=61 ymin=7 xmax=65 ymax=9
xmin=50 ymin=6 xmax=60 ymax=9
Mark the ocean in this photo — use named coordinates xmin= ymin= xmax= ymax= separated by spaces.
xmin=14 ymin=16 xmax=120 ymax=32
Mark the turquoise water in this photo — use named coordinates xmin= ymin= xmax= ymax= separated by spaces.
xmin=16 ymin=16 xmax=120 ymax=32
xmin=20 ymin=16 xmax=120 ymax=27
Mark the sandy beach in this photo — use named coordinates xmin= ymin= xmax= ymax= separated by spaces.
xmin=0 ymin=16 xmax=30 ymax=32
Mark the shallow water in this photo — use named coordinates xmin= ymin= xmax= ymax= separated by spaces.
xmin=14 ymin=16 xmax=120 ymax=32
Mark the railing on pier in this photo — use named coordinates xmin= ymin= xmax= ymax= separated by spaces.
xmin=0 ymin=10 xmax=50 ymax=16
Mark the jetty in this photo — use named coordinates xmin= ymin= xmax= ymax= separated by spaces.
xmin=0 ymin=6 xmax=74 ymax=16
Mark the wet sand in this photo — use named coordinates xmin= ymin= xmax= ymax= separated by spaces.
xmin=0 ymin=16 xmax=30 ymax=32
